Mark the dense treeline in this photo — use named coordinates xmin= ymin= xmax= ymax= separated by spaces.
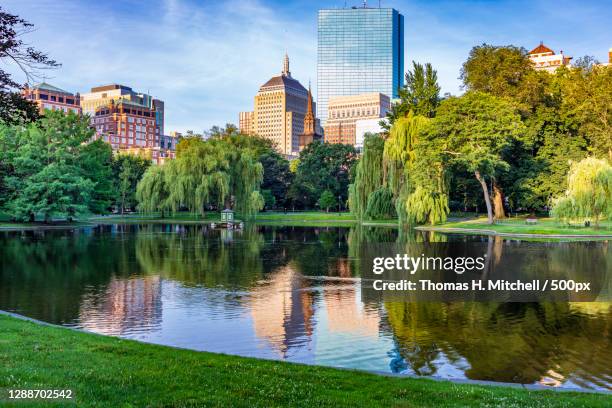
xmin=351 ymin=44 xmax=612 ymax=225
xmin=136 ymin=128 xmax=358 ymax=216
xmin=0 ymin=111 xmax=151 ymax=221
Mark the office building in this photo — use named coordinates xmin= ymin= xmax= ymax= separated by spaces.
xmin=81 ymin=84 xmax=164 ymax=142
xmin=21 ymin=82 xmax=81 ymax=115
xmin=324 ymin=93 xmax=389 ymax=146
xmin=91 ymin=99 xmax=157 ymax=151
xmin=238 ymin=111 xmax=254 ymax=135
xmin=317 ymin=6 xmax=404 ymax=124
xmin=528 ymin=42 xmax=572 ymax=72
xmin=244 ymin=54 xmax=314 ymax=156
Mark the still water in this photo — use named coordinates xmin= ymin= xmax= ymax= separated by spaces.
xmin=0 ymin=224 xmax=610 ymax=390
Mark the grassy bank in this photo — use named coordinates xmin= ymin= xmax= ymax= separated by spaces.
xmin=89 ymin=211 xmax=361 ymax=227
xmin=423 ymin=216 xmax=612 ymax=237
xmin=0 ymin=314 xmax=609 ymax=407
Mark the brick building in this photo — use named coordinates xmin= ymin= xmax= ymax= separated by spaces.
xmin=21 ymin=82 xmax=81 ymax=115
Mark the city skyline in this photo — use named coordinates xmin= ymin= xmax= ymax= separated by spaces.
xmin=2 ymin=0 xmax=611 ymax=133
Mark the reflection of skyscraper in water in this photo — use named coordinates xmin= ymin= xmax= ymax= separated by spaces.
xmin=323 ymin=258 xmax=380 ymax=338
xmin=78 ymin=276 xmax=162 ymax=336
xmin=250 ymin=265 xmax=315 ymax=358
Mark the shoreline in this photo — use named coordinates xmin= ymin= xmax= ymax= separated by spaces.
xmin=415 ymin=225 xmax=612 ymax=239
xmin=1 ymin=214 xmax=611 ymax=241
xmin=0 ymin=310 xmax=612 ymax=402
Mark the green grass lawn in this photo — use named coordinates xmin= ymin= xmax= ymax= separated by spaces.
xmin=432 ymin=216 xmax=612 ymax=236
xmin=90 ymin=211 xmax=361 ymax=227
xmin=0 ymin=314 xmax=608 ymax=407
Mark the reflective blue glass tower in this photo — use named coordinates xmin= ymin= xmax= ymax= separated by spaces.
xmin=317 ymin=7 xmax=404 ymax=124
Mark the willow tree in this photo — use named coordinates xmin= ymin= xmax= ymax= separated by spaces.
xmin=551 ymin=157 xmax=612 ymax=226
xmin=227 ymin=148 xmax=264 ymax=217
xmin=136 ymin=165 xmax=169 ymax=217
xmin=383 ymin=111 xmax=430 ymax=197
xmin=381 ymin=111 xmax=449 ymax=225
xmin=136 ymin=135 xmax=265 ymax=218
xmin=164 ymin=139 xmax=230 ymax=215
xmin=348 ymin=133 xmax=385 ymax=220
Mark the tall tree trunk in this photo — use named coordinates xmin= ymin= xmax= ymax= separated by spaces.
xmin=492 ymin=181 xmax=506 ymax=220
xmin=475 ymin=170 xmax=493 ymax=224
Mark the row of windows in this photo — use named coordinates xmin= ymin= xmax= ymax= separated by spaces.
xmin=42 ymin=104 xmax=79 ymax=113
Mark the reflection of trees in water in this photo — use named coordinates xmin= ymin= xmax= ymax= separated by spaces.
xmin=134 ymin=224 xmax=268 ymax=289
xmin=384 ymin=301 xmax=612 ymax=388
xmin=0 ymin=227 xmax=136 ymax=323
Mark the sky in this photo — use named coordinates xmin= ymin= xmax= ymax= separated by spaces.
xmin=2 ymin=0 xmax=611 ymax=133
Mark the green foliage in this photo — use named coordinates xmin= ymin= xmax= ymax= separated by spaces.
xmin=0 ymin=92 xmax=39 ymax=125
xmin=260 ymin=152 xmax=292 ymax=208
xmin=402 ymin=186 xmax=449 ymax=225
xmin=383 ymin=111 xmax=431 ymax=196
xmin=561 ymin=64 xmax=612 ymax=160
xmin=136 ymin=134 xmax=264 ymax=218
xmin=426 ymin=92 xmax=523 ymax=223
xmin=260 ymin=189 xmax=276 ymax=210
xmin=112 ymin=154 xmax=151 ymax=213
xmin=317 ymin=190 xmax=337 ymax=212
xmin=79 ymin=140 xmax=114 ymax=214
xmin=136 ymin=165 xmax=169 ymax=215
xmin=290 ymin=142 xmax=357 ymax=210
xmin=0 ymin=110 xmax=96 ymax=221
xmin=460 ymin=44 xmax=546 ymax=113
xmin=349 ymin=133 xmax=385 ymax=219
xmin=364 ymin=187 xmax=396 ymax=220
xmin=384 ymin=61 xmax=440 ymax=129
xmin=551 ymin=157 xmax=612 ymax=225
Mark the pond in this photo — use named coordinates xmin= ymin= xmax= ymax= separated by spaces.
xmin=0 ymin=224 xmax=610 ymax=391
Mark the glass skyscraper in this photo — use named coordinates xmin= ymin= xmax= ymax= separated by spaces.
xmin=317 ymin=7 xmax=404 ymax=124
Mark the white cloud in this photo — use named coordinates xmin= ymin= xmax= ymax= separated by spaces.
xmin=2 ymin=0 xmax=316 ymax=133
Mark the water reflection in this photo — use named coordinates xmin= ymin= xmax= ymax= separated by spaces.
xmin=0 ymin=225 xmax=610 ymax=390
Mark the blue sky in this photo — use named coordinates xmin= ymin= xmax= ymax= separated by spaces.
xmin=2 ymin=0 xmax=611 ymax=133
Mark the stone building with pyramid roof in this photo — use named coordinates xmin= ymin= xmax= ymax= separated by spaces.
xmin=239 ymin=54 xmax=320 ymax=156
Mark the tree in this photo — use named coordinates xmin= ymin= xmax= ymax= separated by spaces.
xmin=136 ymin=165 xmax=169 ymax=217
xmin=364 ymin=187 xmax=396 ymax=220
xmin=79 ymin=139 xmax=114 ymax=214
xmin=290 ymin=142 xmax=357 ymax=209
xmin=427 ymin=92 xmax=524 ymax=224
xmin=0 ymin=91 xmax=39 ymax=125
xmin=348 ymin=133 xmax=385 ymax=219
xmin=383 ymin=61 xmax=440 ymax=129
xmin=562 ymin=64 xmax=612 ymax=161
xmin=551 ymin=157 xmax=612 ymax=226
xmin=387 ymin=112 xmax=449 ymax=225
xmin=136 ymin=134 xmax=265 ymax=218
xmin=260 ymin=189 xmax=276 ymax=210
xmin=0 ymin=6 xmax=60 ymax=124
xmin=112 ymin=154 xmax=151 ymax=213
xmin=317 ymin=190 xmax=336 ymax=212
xmin=460 ymin=44 xmax=552 ymax=218
xmin=0 ymin=110 xmax=95 ymax=222
xmin=460 ymin=44 xmax=545 ymax=113
xmin=260 ymin=152 xmax=292 ymax=208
